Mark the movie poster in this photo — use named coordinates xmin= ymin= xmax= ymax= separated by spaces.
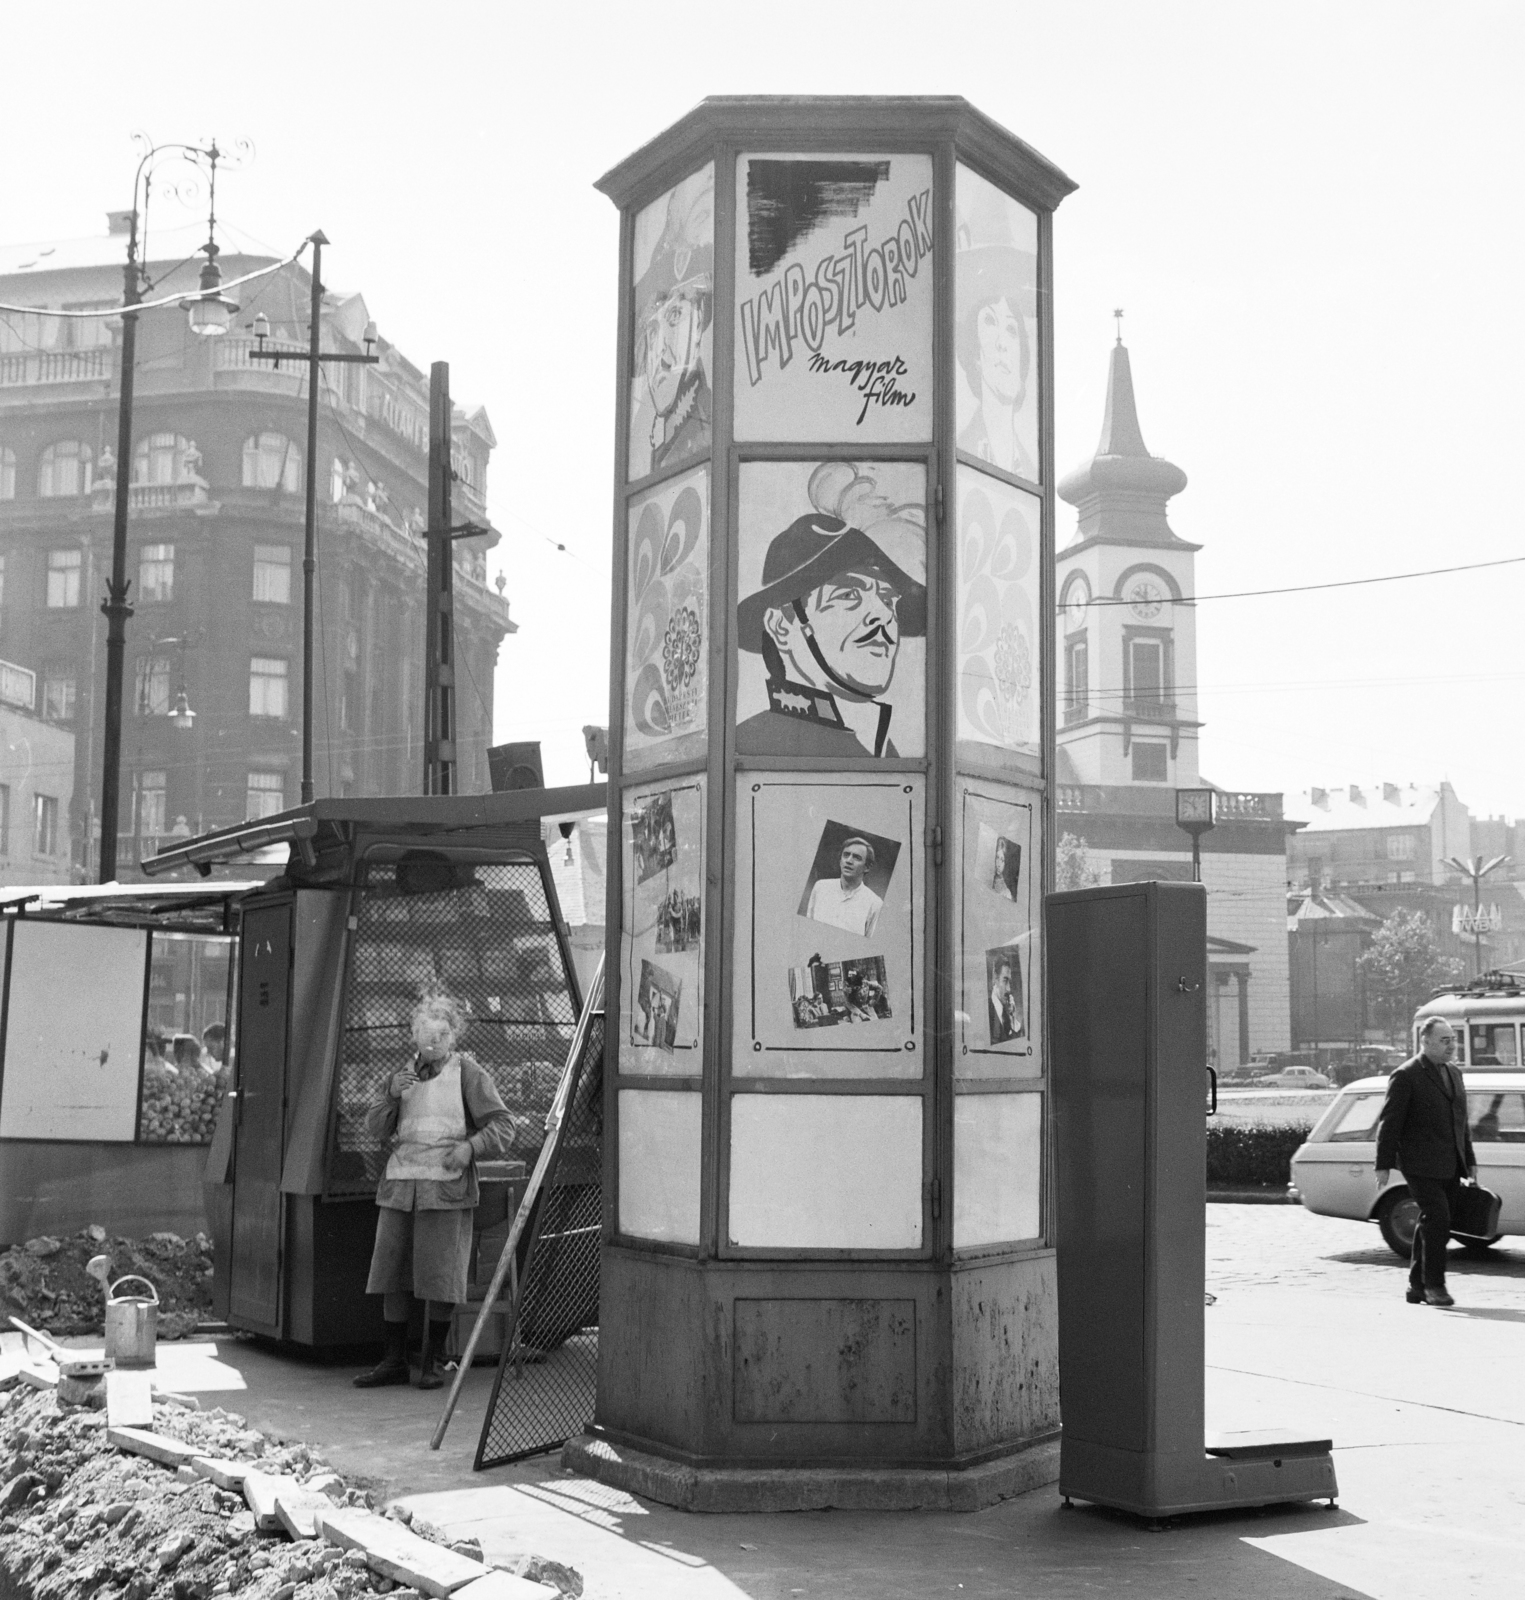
xmin=624 ymin=466 xmax=708 ymax=771
xmin=957 ymin=783 xmax=1040 ymax=1077
xmin=955 ymin=165 xmax=1040 ymax=484
xmin=733 ymin=153 xmax=934 ymax=443
xmin=629 ymin=164 xmax=714 ymax=482
xmin=733 ymin=774 xmax=923 ymax=1077
xmin=957 ymin=466 xmax=1041 ymax=770
xmin=736 ymin=460 xmax=925 ymax=760
xmin=622 ymin=779 xmax=704 ymax=1074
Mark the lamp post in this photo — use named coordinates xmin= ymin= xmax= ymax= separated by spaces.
xmin=248 ymin=235 xmax=378 ymax=805
xmin=1442 ymin=852 xmax=1510 ymax=978
xmin=98 ymin=138 xmax=241 ymax=883
xmin=1175 ymin=787 xmax=1217 ymax=883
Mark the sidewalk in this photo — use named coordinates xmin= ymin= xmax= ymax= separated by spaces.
xmin=142 ymin=1209 xmax=1525 ymax=1600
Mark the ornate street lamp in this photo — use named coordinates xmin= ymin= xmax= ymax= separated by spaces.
xmin=1442 ymin=852 xmax=1511 ymax=978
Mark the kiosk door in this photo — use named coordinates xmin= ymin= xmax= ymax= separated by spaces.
xmin=230 ymin=900 xmax=293 ymax=1331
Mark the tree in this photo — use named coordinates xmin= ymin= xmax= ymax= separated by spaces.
xmin=1055 ymin=831 xmax=1104 ymax=891
xmin=1357 ymin=908 xmax=1464 ymax=1040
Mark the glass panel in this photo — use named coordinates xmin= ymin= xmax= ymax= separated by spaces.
xmin=0 ymin=921 xmax=147 ymax=1142
xmin=956 ymin=782 xmax=1040 ymax=1078
xmin=736 ymin=460 xmax=926 ymax=760
xmin=139 ymin=932 xmax=233 ymax=1144
xmin=621 ymin=779 xmax=704 ymax=1076
xmin=623 ymin=466 xmax=708 ymax=772
xmin=618 ymin=1089 xmax=701 ymax=1243
xmin=956 ymin=466 xmax=1041 ymax=772
xmin=955 ymin=165 xmax=1039 ymax=481
xmin=729 ymin=1093 xmax=921 ymax=1248
xmin=1469 ymin=1091 xmax=1525 ymax=1142
xmin=1468 ymin=1023 xmax=1518 ymax=1066
xmin=628 ymin=163 xmax=714 ymax=481
xmin=733 ymin=774 xmax=923 ymax=1078
xmin=954 ymin=1092 xmax=1041 ymax=1247
xmin=734 ymin=152 xmax=933 ymax=443
xmin=1322 ymin=1092 xmax=1384 ymax=1143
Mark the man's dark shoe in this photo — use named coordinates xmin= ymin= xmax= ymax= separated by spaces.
xmin=1424 ymin=1287 xmax=1455 ymax=1308
xmin=353 ymin=1356 xmax=410 ymax=1388
xmin=1405 ymin=1287 xmax=1425 ymax=1304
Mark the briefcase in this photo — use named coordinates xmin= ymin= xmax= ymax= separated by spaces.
xmin=1451 ymin=1183 xmax=1503 ymax=1239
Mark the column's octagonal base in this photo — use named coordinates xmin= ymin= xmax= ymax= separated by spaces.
xmin=562 ymin=1429 xmax=1060 ymax=1514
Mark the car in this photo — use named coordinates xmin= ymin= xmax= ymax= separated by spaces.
xmin=1288 ymin=1071 xmax=1525 ymax=1255
xmin=1256 ymin=1065 xmax=1332 ymax=1090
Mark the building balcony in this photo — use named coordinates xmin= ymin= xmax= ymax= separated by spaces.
xmin=1062 ymin=699 xmax=1089 ymax=726
xmin=0 ymin=348 xmax=112 ymax=390
xmin=1216 ymin=791 xmax=1283 ymax=822
xmin=90 ymin=477 xmax=217 ymax=517
xmin=1057 ymin=785 xmax=1085 ymax=812
xmin=1123 ymin=696 xmax=1177 ymax=722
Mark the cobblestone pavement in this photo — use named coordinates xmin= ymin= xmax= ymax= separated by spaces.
xmin=1206 ymin=1203 xmax=1525 ymax=1303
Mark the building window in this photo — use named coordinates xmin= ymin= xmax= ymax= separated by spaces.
xmin=1064 ymin=635 xmax=1089 ymax=722
xmin=41 ymin=671 xmax=75 ymax=723
xmin=252 ymin=544 xmax=292 ymax=604
xmin=1132 ymin=742 xmax=1169 ymax=782
xmin=135 ymin=655 xmax=171 ymax=716
xmin=242 ymin=432 xmax=302 ymax=493
xmin=0 ymin=783 xmax=9 ymax=854
xmin=32 ymin=793 xmax=57 ymax=856
xmin=0 ymin=446 xmax=14 ymax=501
xmin=62 ymin=302 xmax=117 ymax=350
xmin=1126 ymin=634 xmax=1172 ymax=718
xmin=135 ymin=771 xmax=166 ymax=840
xmin=1387 ymin=833 xmax=1417 ymax=861
xmin=330 ymin=456 xmax=346 ymax=504
xmin=38 ymin=440 xmax=93 ymax=498
xmin=138 ymin=543 xmax=174 ymax=604
xmin=246 ymin=771 xmax=286 ymax=820
xmin=133 ymin=432 xmax=189 ymax=486
xmin=249 ymin=657 xmax=289 ymax=719
xmin=46 ymin=548 xmax=82 ymax=608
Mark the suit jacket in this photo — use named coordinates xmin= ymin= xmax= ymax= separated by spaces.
xmin=1374 ymin=1054 xmax=1475 ymax=1179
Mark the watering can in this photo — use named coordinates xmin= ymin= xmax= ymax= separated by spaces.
xmin=88 ymin=1258 xmax=159 ymax=1368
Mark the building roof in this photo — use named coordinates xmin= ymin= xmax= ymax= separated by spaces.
xmin=1057 ymin=340 xmax=1192 ymax=548
xmin=1292 ymin=783 xmax=1444 ymax=834
xmin=0 ymin=219 xmax=280 ymax=281
xmin=1287 ymin=889 xmax=1381 ymax=930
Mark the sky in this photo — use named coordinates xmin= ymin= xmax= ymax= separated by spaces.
xmin=3 ymin=2 xmax=1522 ymax=814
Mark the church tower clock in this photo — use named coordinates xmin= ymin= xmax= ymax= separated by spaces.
xmin=1056 ymin=325 xmax=1199 ymax=788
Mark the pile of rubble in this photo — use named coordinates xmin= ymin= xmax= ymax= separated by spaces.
xmin=0 ymin=1227 xmax=213 ymax=1340
xmin=0 ymin=1369 xmax=582 ymax=1600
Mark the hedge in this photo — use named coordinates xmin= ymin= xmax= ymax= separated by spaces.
xmin=1206 ymin=1123 xmax=1314 ymax=1188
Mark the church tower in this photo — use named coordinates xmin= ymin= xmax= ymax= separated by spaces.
xmin=1056 ymin=333 xmax=1199 ymax=788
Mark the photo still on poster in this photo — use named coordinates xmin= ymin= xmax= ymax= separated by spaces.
xmin=955 ymin=165 xmax=1039 ymax=484
xmin=958 ymin=784 xmax=1040 ymax=1079
xmin=629 ymin=165 xmax=714 ymax=483
xmin=957 ymin=465 xmax=1041 ymax=772
xmin=734 ymin=154 xmax=933 ymax=443
xmin=733 ymin=775 xmax=923 ymax=1078
xmin=622 ymin=780 xmax=704 ymax=1075
xmin=736 ymin=460 xmax=926 ymax=761
xmin=624 ymin=466 xmax=708 ymax=772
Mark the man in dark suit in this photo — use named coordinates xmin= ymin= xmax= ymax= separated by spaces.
xmin=1376 ymin=1017 xmax=1477 ymax=1307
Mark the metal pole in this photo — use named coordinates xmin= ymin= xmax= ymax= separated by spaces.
xmin=300 ymin=231 xmax=326 ymax=805
xmin=98 ymin=224 xmax=141 ymax=883
xmin=423 ymin=362 xmax=454 ymax=795
xmin=1473 ymin=870 xmax=1483 ymax=978
xmin=1191 ymin=834 xmax=1201 ymax=883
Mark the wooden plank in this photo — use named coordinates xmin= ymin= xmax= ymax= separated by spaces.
xmin=453 ymin=1573 xmax=560 ymax=1600
xmin=243 ymin=1470 xmax=304 ymax=1531
xmin=105 ymin=1370 xmax=154 ymax=1429
xmin=274 ymin=1485 xmax=337 ymax=1541
xmin=107 ymin=1426 xmax=200 ymax=1467
xmin=190 ymin=1457 xmax=255 ymax=1491
xmin=315 ymin=1507 xmax=490 ymax=1598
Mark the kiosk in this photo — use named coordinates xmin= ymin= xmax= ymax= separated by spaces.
xmin=144 ymin=789 xmax=599 ymax=1348
xmin=573 ymin=98 xmax=1074 ymax=1510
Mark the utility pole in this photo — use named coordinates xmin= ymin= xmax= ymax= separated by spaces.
xmin=248 ymin=233 xmax=377 ymax=804
xmin=98 ymin=222 xmax=140 ymax=882
xmin=424 ymin=363 xmax=455 ymax=795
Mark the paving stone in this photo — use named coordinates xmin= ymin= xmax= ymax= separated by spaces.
xmin=275 ymin=1484 xmax=338 ymax=1540
xmin=191 ymin=1456 xmax=255 ymax=1490
xmin=105 ymin=1371 xmax=154 ymax=1428
xmin=453 ymin=1574 xmax=560 ymax=1600
xmin=244 ymin=1470 xmax=305 ymax=1531
xmin=317 ymin=1506 xmax=491 ymax=1598
xmin=107 ymin=1426 xmax=200 ymax=1467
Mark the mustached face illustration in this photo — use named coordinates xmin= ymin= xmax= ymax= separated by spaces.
xmin=763 ymin=566 xmax=903 ymax=698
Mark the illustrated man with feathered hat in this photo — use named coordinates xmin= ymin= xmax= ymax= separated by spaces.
xmin=736 ymin=467 xmax=926 ymax=757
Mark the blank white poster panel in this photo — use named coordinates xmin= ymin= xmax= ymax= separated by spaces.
xmin=729 ymin=1093 xmax=921 ymax=1249
xmin=618 ymin=1089 xmax=702 ymax=1244
xmin=1 ymin=921 xmax=148 ymax=1141
xmin=953 ymin=1092 xmax=1041 ymax=1247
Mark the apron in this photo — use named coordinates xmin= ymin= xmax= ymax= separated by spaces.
xmin=384 ymin=1056 xmax=465 ymax=1182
